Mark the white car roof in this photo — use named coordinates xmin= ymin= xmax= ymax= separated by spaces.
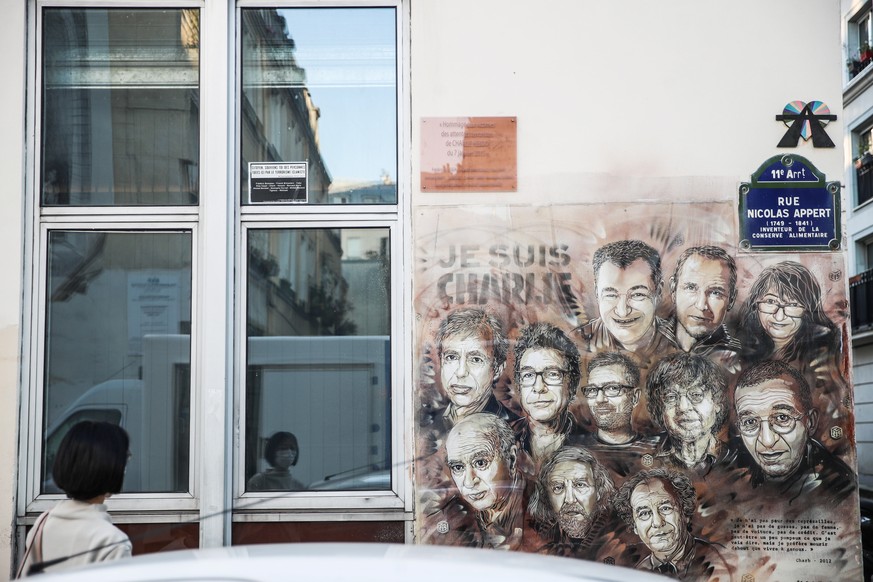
xmin=33 ymin=542 xmax=670 ymax=582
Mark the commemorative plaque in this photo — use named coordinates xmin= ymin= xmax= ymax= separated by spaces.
xmin=420 ymin=117 xmax=517 ymax=192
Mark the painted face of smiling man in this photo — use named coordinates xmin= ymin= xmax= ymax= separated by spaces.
xmin=445 ymin=414 xmax=517 ymax=512
xmin=596 ymin=259 xmax=660 ymax=350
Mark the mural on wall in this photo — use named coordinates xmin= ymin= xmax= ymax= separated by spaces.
xmin=413 ymin=200 xmax=860 ymax=581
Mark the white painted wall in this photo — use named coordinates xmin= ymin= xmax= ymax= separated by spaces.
xmin=0 ymin=0 xmax=26 ymax=576
xmin=411 ymin=0 xmax=843 ymax=204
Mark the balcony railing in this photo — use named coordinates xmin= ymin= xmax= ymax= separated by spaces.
xmin=851 ymin=268 xmax=873 ymax=334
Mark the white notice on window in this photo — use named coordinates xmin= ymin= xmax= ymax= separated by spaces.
xmin=249 ymin=162 xmax=308 ymax=204
xmin=127 ymin=272 xmax=181 ymax=356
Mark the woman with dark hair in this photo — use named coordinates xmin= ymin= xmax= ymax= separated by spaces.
xmin=247 ymin=431 xmax=306 ymax=491
xmin=738 ymin=261 xmax=844 ymax=384
xmin=18 ymin=421 xmax=132 ymax=576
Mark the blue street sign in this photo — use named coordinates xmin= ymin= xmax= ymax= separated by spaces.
xmin=739 ymin=155 xmax=840 ymax=251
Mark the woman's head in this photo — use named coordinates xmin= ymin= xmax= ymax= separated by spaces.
xmin=741 ymin=261 xmax=833 ymax=355
xmin=53 ymin=421 xmax=130 ymax=501
xmin=264 ymin=431 xmax=298 ymax=469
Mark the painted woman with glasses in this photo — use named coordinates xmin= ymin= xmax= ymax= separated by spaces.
xmin=737 ymin=261 xmax=843 ymax=384
xmin=736 ymin=261 xmax=851 ymax=472
xmin=511 ymin=322 xmax=582 ymax=465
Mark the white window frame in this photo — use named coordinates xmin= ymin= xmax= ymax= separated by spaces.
xmin=23 ymin=221 xmax=201 ymax=517
xmin=20 ymin=0 xmax=209 ymax=521
xmin=18 ymin=0 xmax=412 ymax=548
xmin=232 ymin=0 xmax=412 ymax=523
xmin=234 ymin=219 xmax=409 ymax=516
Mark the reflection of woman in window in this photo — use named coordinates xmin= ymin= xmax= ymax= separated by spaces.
xmin=738 ymin=261 xmax=844 ymax=385
xmin=247 ymin=431 xmax=306 ymax=491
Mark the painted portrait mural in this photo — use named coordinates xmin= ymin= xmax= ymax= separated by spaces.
xmin=413 ymin=201 xmax=860 ymax=581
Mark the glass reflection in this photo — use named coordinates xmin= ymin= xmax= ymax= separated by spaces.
xmin=241 ymin=8 xmax=397 ymax=205
xmin=42 ymin=9 xmax=200 ymax=206
xmin=43 ymin=231 xmax=192 ymax=493
xmin=246 ymin=228 xmax=391 ymax=491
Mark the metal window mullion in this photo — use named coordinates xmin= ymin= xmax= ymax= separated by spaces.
xmin=197 ymin=0 xmax=233 ymax=549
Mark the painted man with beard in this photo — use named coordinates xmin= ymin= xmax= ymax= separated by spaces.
xmin=613 ymin=469 xmax=730 ymax=580
xmin=426 ymin=413 xmax=526 ymax=549
xmin=527 ymin=445 xmax=617 ymax=559
xmin=573 ymin=240 xmax=669 ymax=367
xmin=661 ymin=246 xmax=741 ymax=373
xmin=575 ymin=352 xmax=659 ymax=477
xmin=646 ymin=352 xmax=735 ymax=476
xmin=512 ymin=322 xmax=581 ymax=464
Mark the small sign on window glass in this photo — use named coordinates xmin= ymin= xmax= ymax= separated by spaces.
xmin=249 ymin=162 xmax=308 ymax=204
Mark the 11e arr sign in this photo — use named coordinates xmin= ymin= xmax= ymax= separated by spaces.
xmin=249 ymin=162 xmax=308 ymax=204
xmin=739 ymin=155 xmax=840 ymax=251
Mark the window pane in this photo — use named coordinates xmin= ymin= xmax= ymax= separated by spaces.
xmin=246 ymin=228 xmax=391 ymax=492
xmin=241 ymin=8 xmax=397 ymax=205
xmin=42 ymin=9 xmax=200 ymax=206
xmin=43 ymin=231 xmax=192 ymax=493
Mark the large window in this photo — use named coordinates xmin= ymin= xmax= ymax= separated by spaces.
xmin=240 ymin=8 xmax=397 ymax=205
xmin=849 ymin=6 xmax=873 ymax=81
xmin=32 ymin=7 xmax=199 ymax=507
xmin=41 ymin=8 xmax=200 ymax=206
xmin=244 ymin=228 xmax=391 ymax=493
xmin=854 ymin=124 xmax=873 ymax=208
xmin=235 ymin=5 xmax=404 ymax=518
xmin=42 ymin=230 xmax=193 ymax=494
xmin=24 ymin=0 xmax=407 ymax=550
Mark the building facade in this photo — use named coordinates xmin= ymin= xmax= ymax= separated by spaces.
xmin=0 ymin=1 xmax=862 ymax=580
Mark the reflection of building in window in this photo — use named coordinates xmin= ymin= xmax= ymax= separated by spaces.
xmin=848 ymin=7 xmax=873 ymax=81
xmin=851 ymin=237 xmax=873 ymax=334
xmin=855 ymin=123 xmax=873 ymax=208
xmin=328 ymin=172 xmax=396 ymax=205
xmin=248 ymin=228 xmax=364 ymax=337
xmin=42 ymin=9 xmax=201 ymax=206
xmin=240 ymin=9 xmax=331 ymax=204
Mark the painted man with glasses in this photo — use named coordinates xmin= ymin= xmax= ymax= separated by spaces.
xmin=512 ymin=322 xmax=581 ymax=464
xmin=575 ymin=352 xmax=659 ymax=476
xmin=661 ymin=246 xmax=742 ymax=373
xmin=646 ymin=352 xmax=735 ymax=475
xmin=736 ymin=261 xmax=847 ymax=410
xmin=573 ymin=240 xmax=668 ymax=367
xmin=733 ymin=360 xmax=855 ymax=507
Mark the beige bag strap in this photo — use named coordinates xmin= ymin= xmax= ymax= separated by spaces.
xmin=15 ymin=510 xmax=50 ymax=579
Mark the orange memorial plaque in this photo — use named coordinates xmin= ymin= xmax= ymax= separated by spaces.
xmin=420 ymin=117 xmax=517 ymax=192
